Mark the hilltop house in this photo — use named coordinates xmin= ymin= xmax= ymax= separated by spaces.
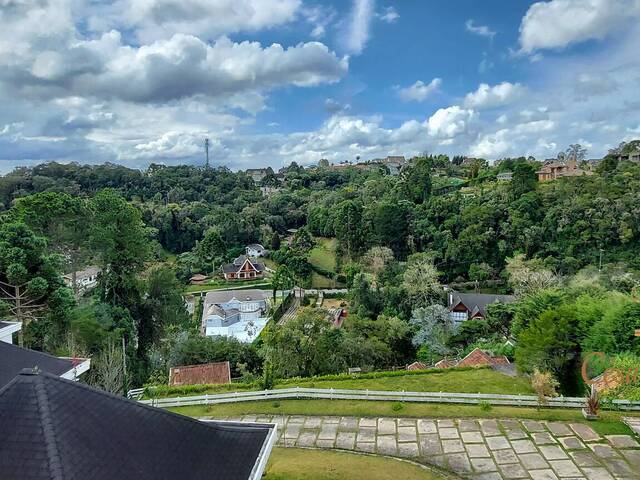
xmin=246 ymin=167 xmax=272 ymax=183
xmin=221 ymin=255 xmax=265 ymax=281
xmin=63 ymin=266 xmax=100 ymax=295
xmin=0 ymin=321 xmax=21 ymax=344
xmin=435 ymin=348 xmax=510 ymax=369
xmin=496 ymin=171 xmax=513 ymax=181
xmin=0 ymin=370 xmax=276 ymax=480
xmin=0 ymin=322 xmax=90 ymax=389
xmin=537 ymin=158 xmax=592 ymax=181
xmin=448 ymin=291 xmax=515 ymax=326
xmin=169 ymin=361 xmax=231 ymax=387
xmin=202 ymin=289 xmax=271 ymax=343
xmin=616 ymin=148 xmax=640 ymax=163
xmin=370 ymin=155 xmax=407 ymax=175
xmin=246 ymin=243 xmax=268 ymax=257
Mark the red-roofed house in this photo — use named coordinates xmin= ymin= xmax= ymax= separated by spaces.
xmin=169 ymin=361 xmax=232 ymax=387
xmin=455 ymin=348 xmax=510 ymax=368
xmin=406 ymin=361 xmax=428 ymax=371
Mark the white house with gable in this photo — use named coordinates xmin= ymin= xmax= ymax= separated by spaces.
xmin=202 ymin=289 xmax=271 ymax=343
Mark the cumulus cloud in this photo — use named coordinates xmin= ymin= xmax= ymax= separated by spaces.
xmin=93 ymin=0 xmax=302 ymax=42
xmin=464 ymin=82 xmax=525 ymax=109
xmin=378 ymin=6 xmax=399 ymax=23
xmin=343 ymin=0 xmax=375 ymax=55
xmin=465 ymin=19 xmax=496 ymax=39
xmin=426 ymin=106 xmax=475 ymax=139
xmin=396 ymin=78 xmax=441 ymax=102
xmin=519 ymin=0 xmax=640 ymax=53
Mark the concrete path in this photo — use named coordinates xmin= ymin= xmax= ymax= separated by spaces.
xmin=214 ymin=414 xmax=640 ymax=479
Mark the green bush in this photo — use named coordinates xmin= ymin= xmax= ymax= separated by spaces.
xmin=478 ymin=400 xmax=492 ymax=412
xmin=391 ymin=402 xmax=404 ymax=412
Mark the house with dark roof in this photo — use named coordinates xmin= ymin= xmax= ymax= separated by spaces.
xmin=0 ymin=321 xmax=21 ymax=344
xmin=246 ymin=243 xmax=268 ymax=257
xmin=0 ymin=340 xmax=90 ymax=389
xmin=202 ymin=289 xmax=271 ymax=343
xmin=221 ymin=255 xmax=266 ymax=281
xmin=169 ymin=361 xmax=231 ymax=387
xmin=448 ymin=291 xmax=515 ymax=326
xmin=0 ymin=370 xmax=276 ymax=480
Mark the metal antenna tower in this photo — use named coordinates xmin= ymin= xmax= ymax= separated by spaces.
xmin=204 ymin=137 xmax=210 ymax=168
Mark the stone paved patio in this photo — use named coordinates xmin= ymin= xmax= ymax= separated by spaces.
xmin=214 ymin=414 xmax=640 ymax=479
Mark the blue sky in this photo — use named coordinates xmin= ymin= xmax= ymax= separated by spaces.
xmin=1 ymin=0 xmax=639 ymax=172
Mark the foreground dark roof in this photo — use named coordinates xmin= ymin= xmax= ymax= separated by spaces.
xmin=0 ymin=341 xmax=76 ymax=389
xmin=449 ymin=291 xmax=515 ymax=317
xmin=0 ymin=371 xmax=274 ymax=480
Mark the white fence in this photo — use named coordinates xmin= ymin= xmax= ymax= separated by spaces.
xmin=136 ymin=387 xmax=640 ymax=411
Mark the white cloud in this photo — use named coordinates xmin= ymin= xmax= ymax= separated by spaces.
xmin=343 ymin=0 xmax=375 ymax=55
xmin=396 ymin=78 xmax=441 ymax=102
xmin=464 ymin=82 xmax=526 ymax=109
xmin=426 ymin=106 xmax=475 ymax=139
xmin=379 ymin=6 xmax=399 ymax=23
xmin=519 ymin=0 xmax=640 ymax=53
xmin=465 ymin=19 xmax=496 ymax=39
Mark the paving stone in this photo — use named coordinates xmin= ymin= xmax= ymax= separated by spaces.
xmin=486 ymin=435 xmax=510 ymax=450
xmin=318 ymin=425 xmax=337 ymax=440
xmin=335 ymin=432 xmax=356 ymax=450
xmin=540 ymin=445 xmax=569 ymax=460
xmin=443 ymin=439 xmax=465 ymax=453
xmin=569 ymin=423 xmax=601 ymax=442
xmin=397 ymin=442 xmax=419 ymax=458
xmin=533 ymin=432 xmax=557 ymax=445
xmin=419 ymin=434 xmax=443 ymax=455
xmin=471 ymin=457 xmax=499 ymax=473
xmin=338 ymin=417 xmax=358 ymax=430
xmin=603 ymin=458 xmax=635 ymax=477
xmin=417 ymin=419 xmax=437 ymax=434
xmin=284 ymin=424 xmax=302 ymax=438
xmin=241 ymin=414 xmax=258 ymax=422
xmin=296 ymin=431 xmax=318 ymax=447
xmin=315 ymin=438 xmax=335 ymax=448
xmin=355 ymin=442 xmax=375 ymax=453
xmin=256 ymin=415 xmax=273 ymax=423
xmin=499 ymin=463 xmax=529 ymax=479
xmin=359 ymin=417 xmax=376 ymax=427
xmin=462 ymin=431 xmax=485 ymax=444
xmin=512 ymin=439 xmax=537 ymax=454
xmin=581 ymin=467 xmax=614 ymax=480
xmin=466 ymin=443 xmax=491 ymax=458
xmin=500 ymin=420 xmax=521 ymax=430
xmin=377 ymin=418 xmax=396 ymax=435
xmin=605 ymin=434 xmax=640 ymax=448
xmin=569 ymin=451 xmax=601 ymax=468
xmin=473 ymin=473 xmax=503 ymax=480
xmin=558 ymin=436 xmax=585 ymax=450
xmin=397 ymin=418 xmax=416 ymax=427
xmin=376 ymin=435 xmax=398 ymax=455
xmin=438 ymin=419 xmax=455 ymax=428
xmin=548 ymin=460 xmax=581 ymax=477
xmin=397 ymin=426 xmax=417 ymax=442
xmin=281 ymin=437 xmax=297 ymax=447
xmin=480 ymin=419 xmax=501 ymax=436
xmin=529 ymin=469 xmax=559 ymax=480
xmin=304 ymin=417 xmax=322 ymax=428
xmin=520 ymin=453 xmax=549 ymax=470
xmin=322 ymin=416 xmax=340 ymax=424
xmin=493 ymin=449 xmax=520 ymax=464
xmin=588 ymin=443 xmax=620 ymax=459
xmin=445 ymin=452 xmax=473 ymax=474
xmin=547 ymin=422 xmax=573 ymax=437
xmin=288 ymin=415 xmax=305 ymax=423
xmin=505 ymin=428 xmax=528 ymax=440
xmin=523 ymin=420 xmax=546 ymax=432
xmin=620 ymin=449 xmax=640 ymax=469
xmin=459 ymin=419 xmax=481 ymax=431
xmin=439 ymin=427 xmax=460 ymax=439
xmin=356 ymin=426 xmax=376 ymax=443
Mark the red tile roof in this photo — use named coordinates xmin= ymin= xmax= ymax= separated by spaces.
xmin=169 ymin=361 xmax=231 ymax=386
xmin=456 ymin=348 xmax=510 ymax=368
xmin=406 ymin=361 xmax=428 ymax=371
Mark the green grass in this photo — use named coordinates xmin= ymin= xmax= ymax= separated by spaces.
xmin=309 ymin=237 xmax=338 ymax=272
xmin=184 ymin=280 xmax=271 ymax=293
xmin=264 ymin=448 xmax=445 ymax=480
xmin=171 ymin=399 xmax=636 ymax=436
xmin=311 ymin=271 xmax=335 ymax=289
xmin=146 ymin=368 xmax=533 ymax=399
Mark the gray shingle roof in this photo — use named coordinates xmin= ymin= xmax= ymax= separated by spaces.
xmin=0 ymin=342 xmax=76 ymax=389
xmin=449 ymin=291 xmax=516 ymax=318
xmin=0 ymin=370 xmax=274 ymax=480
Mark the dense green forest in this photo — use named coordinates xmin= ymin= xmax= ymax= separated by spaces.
xmin=1 ymin=145 xmax=640 ymax=395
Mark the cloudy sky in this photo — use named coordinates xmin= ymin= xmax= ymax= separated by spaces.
xmin=1 ymin=0 xmax=640 ymax=173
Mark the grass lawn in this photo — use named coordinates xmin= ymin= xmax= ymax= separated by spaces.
xmin=184 ymin=280 xmax=271 ymax=293
xmin=309 ymin=237 xmax=338 ymax=272
xmin=311 ymin=271 xmax=335 ymax=289
xmin=171 ymin=399 xmax=637 ymax=436
xmin=264 ymin=448 xmax=445 ymax=480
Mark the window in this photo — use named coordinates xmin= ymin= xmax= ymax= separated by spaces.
xmin=450 ymin=311 xmax=468 ymax=325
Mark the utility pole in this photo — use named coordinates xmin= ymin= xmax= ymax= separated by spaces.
xmin=204 ymin=137 xmax=210 ymax=169
xmin=599 ymin=248 xmax=604 ymax=272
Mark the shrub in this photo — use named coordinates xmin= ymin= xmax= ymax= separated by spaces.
xmin=531 ymin=369 xmax=559 ymax=409
xmin=391 ymin=402 xmax=404 ymax=412
xmin=478 ymin=400 xmax=492 ymax=412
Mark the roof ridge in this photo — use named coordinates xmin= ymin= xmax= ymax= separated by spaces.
xmin=0 ymin=340 xmax=80 ymax=364
xmin=34 ymin=374 xmax=64 ymax=480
